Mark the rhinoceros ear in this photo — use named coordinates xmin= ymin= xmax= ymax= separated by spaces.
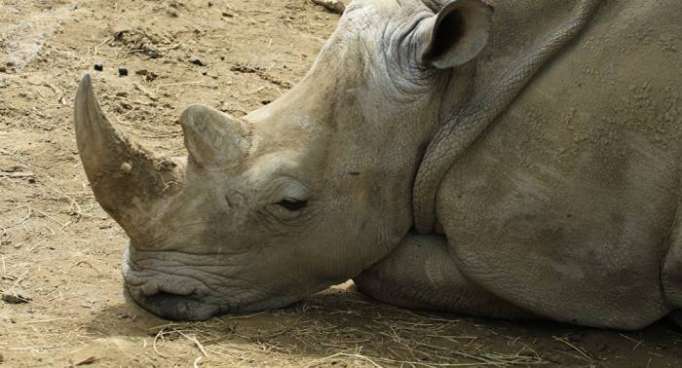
xmin=418 ymin=0 xmax=493 ymax=69
xmin=180 ymin=105 xmax=248 ymax=169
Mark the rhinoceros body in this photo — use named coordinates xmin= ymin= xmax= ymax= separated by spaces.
xmin=75 ymin=0 xmax=682 ymax=329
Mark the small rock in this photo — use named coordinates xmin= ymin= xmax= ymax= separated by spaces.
xmin=74 ymin=356 xmax=97 ymax=366
xmin=136 ymin=69 xmax=158 ymax=82
xmin=208 ymin=1 xmax=213 ymax=6
xmin=190 ymin=56 xmax=206 ymax=66
xmin=311 ymin=0 xmax=345 ymax=14
xmin=222 ymin=11 xmax=234 ymax=18
xmin=167 ymin=9 xmax=179 ymax=17
xmin=0 ymin=352 xmax=3 ymax=362
xmin=93 ymin=64 xmax=104 ymax=72
xmin=2 ymin=289 xmax=31 ymax=304
xmin=120 ymin=162 xmax=133 ymax=174
xmin=145 ymin=71 xmax=159 ymax=82
xmin=0 ymin=66 xmax=6 ymax=73
xmin=116 ymin=91 xmax=128 ymax=97
xmin=118 ymin=67 xmax=129 ymax=77
xmin=6 ymin=61 xmax=15 ymax=67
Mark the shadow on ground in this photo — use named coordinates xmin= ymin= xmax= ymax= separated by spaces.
xmin=78 ymin=285 xmax=682 ymax=367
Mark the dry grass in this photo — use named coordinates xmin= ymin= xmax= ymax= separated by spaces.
xmin=137 ymin=290 xmax=551 ymax=368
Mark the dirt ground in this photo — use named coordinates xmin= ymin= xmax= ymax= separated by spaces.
xmin=0 ymin=0 xmax=681 ymax=367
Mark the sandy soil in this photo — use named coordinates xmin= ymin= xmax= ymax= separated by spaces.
xmin=0 ymin=0 xmax=681 ymax=367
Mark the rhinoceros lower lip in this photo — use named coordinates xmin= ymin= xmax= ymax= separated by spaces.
xmin=124 ymin=282 xmax=306 ymax=321
xmin=125 ymin=286 xmax=223 ymax=321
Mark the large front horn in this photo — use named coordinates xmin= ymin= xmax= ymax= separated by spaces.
xmin=74 ymin=75 xmax=184 ymax=243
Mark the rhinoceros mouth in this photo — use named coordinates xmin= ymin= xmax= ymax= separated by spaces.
xmin=124 ymin=277 xmax=304 ymax=321
xmin=125 ymin=286 xmax=305 ymax=321
xmin=125 ymin=285 xmax=225 ymax=321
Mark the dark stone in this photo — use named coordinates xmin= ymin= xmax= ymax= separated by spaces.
xmin=2 ymin=290 xmax=31 ymax=304
xmin=118 ymin=67 xmax=129 ymax=77
xmin=190 ymin=56 xmax=206 ymax=66
xmin=94 ymin=64 xmax=104 ymax=71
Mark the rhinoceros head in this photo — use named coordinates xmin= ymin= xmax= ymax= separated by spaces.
xmin=75 ymin=0 xmax=493 ymax=320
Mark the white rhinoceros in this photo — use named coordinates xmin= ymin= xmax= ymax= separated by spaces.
xmin=74 ymin=0 xmax=682 ymax=329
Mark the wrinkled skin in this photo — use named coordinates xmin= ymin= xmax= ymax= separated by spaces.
xmin=77 ymin=0 xmax=483 ymax=320
xmin=75 ymin=0 xmax=682 ymax=329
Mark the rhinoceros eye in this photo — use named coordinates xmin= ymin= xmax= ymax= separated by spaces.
xmin=276 ymin=199 xmax=308 ymax=212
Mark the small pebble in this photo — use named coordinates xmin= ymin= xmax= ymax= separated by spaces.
xmin=190 ymin=56 xmax=206 ymax=66
xmin=93 ymin=63 xmax=104 ymax=71
xmin=145 ymin=71 xmax=159 ymax=81
xmin=135 ymin=69 xmax=158 ymax=81
xmin=118 ymin=67 xmax=129 ymax=77
xmin=120 ymin=162 xmax=133 ymax=174
xmin=311 ymin=0 xmax=345 ymax=14
xmin=0 ymin=66 xmax=6 ymax=73
xmin=2 ymin=290 xmax=31 ymax=304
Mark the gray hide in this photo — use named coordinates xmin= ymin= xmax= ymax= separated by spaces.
xmin=74 ymin=0 xmax=682 ymax=330
xmin=360 ymin=0 xmax=682 ymax=330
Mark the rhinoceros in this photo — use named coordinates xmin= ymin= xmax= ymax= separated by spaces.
xmin=74 ymin=0 xmax=682 ymax=330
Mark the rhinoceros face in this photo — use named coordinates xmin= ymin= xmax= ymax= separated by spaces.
xmin=75 ymin=0 xmax=493 ymax=320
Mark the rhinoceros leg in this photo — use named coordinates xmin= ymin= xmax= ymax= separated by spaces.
xmin=663 ymin=215 xmax=682 ymax=325
xmin=670 ymin=311 xmax=682 ymax=329
xmin=354 ymin=234 xmax=533 ymax=320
